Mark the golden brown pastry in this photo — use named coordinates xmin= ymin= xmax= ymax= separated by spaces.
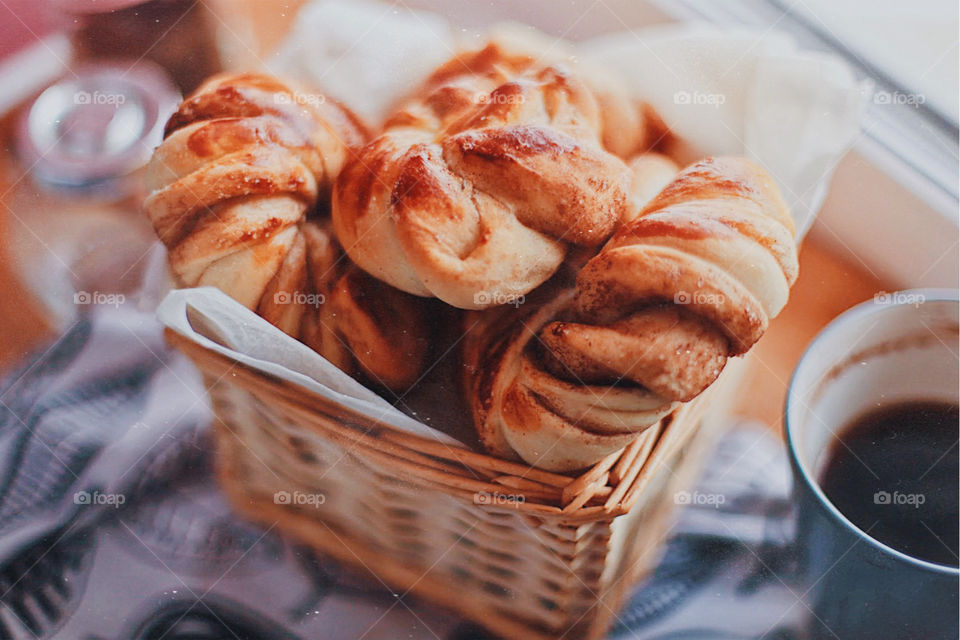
xmin=480 ymin=25 xmax=674 ymax=161
xmin=144 ymin=72 xmax=427 ymax=390
xmin=298 ymin=222 xmax=431 ymax=391
xmin=464 ymin=156 xmax=799 ymax=471
xmin=587 ymin=72 xmax=674 ymax=160
xmin=624 ymin=153 xmax=680 ymax=222
xmin=332 ymin=43 xmax=634 ymax=310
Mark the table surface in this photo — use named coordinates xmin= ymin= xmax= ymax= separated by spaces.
xmin=0 ymin=1 xmax=887 ymax=435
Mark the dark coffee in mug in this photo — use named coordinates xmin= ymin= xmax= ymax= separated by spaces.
xmin=819 ymin=401 xmax=959 ymax=567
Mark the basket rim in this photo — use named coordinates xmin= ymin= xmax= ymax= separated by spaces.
xmin=166 ymin=327 xmax=715 ymax=519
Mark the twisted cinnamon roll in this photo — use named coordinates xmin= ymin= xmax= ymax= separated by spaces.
xmin=332 ymin=43 xmax=633 ymax=310
xmin=464 ymin=156 xmax=799 ymax=470
xmin=144 ymin=72 xmax=427 ymax=389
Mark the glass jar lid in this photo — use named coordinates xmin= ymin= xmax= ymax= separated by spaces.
xmin=16 ymin=60 xmax=179 ymax=192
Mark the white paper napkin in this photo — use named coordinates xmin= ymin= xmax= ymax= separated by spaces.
xmin=268 ymin=0 xmax=456 ymax=123
xmin=158 ymin=287 xmax=460 ymax=444
xmin=580 ymin=24 xmax=868 ymax=239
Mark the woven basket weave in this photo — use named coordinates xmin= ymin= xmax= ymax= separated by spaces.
xmin=167 ymin=328 xmax=730 ymax=640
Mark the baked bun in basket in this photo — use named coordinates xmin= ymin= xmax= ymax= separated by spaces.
xmin=463 ymin=156 xmax=799 ymax=471
xmin=332 ymin=42 xmax=637 ymax=310
xmin=144 ymin=72 xmax=428 ymax=390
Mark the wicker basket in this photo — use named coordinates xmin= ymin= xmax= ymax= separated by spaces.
xmin=167 ymin=328 xmax=732 ymax=640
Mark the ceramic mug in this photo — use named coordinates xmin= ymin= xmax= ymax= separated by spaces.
xmin=786 ymin=289 xmax=959 ymax=639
